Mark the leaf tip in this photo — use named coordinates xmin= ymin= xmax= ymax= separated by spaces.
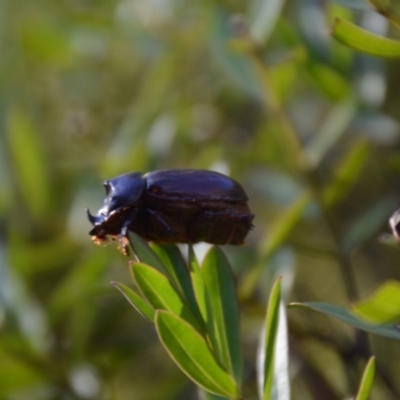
xmin=287 ymin=302 xmax=303 ymax=309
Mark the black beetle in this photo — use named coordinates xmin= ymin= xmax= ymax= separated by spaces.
xmin=87 ymin=169 xmax=254 ymax=254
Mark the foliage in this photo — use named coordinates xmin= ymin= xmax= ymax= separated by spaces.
xmin=3 ymin=0 xmax=400 ymax=399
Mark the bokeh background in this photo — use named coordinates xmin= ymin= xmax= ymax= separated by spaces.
xmin=2 ymin=0 xmax=400 ymax=399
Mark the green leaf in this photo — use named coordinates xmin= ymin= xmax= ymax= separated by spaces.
xmin=131 ymin=262 xmax=201 ymax=331
xmin=289 ymin=302 xmax=400 ymax=340
xmin=352 ymin=280 xmax=400 ymax=324
xmin=259 ymin=191 xmax=312 ymax=258
xmin=0 ymin=351 xmax=47 ymax=395
xmin=112 ymin=281 xmax=154 ymax=322
xmin=128 ymin=232 xmax=167 ymax=275
xmin=307 ymin=62 xmax=350 ymax=101
xmin=249 ymin=0 xmax=285 ymax=45
xmin=305 ymin=95 xmax=357 ymax=167
xmin=258 ymin=298 xmax=290 ymax=400
xmin=150 ymin=244 xmax=189 ymax=289
xmin=269 ymin=52 xmax=304 ymax=103
xmin=201 ymin=247 xmax=242 ymax=386
xmin=273 ymin=302 xmax=290 ymax=400
xmin=189 ymin=245 xmax=201 ymax=273
xmin=155 ymin=310 xmax=239 ymax=399
xmin=331 ymin=17 xmax=400 ymax=58
xmin=212 ymin=10 xmax=263 ymax=98
xmin=189 ymin=245 xmax=208 ymax=322
xmin=260 ymin=278 xmax=288 ymax=400
xmin=323 ymin=140 xmax=370 ymax=208
xmin=355 ymin=356 xmax=375 ymax=400
xmin=260 ymin=247 xmax=296 ymax=305
xmin=20 ymin=18 xmax=75 ymax=67
xmin=6 ymin=107 xmax=50 ymax=218
xmin=151 ymin=244 xmax=203 ymax=324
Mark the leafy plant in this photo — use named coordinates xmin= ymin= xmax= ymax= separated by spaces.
xmin=3 ymin=0 xmax=400 ymax=398
xmin=115 ymin=233 xmax=381 ymax=399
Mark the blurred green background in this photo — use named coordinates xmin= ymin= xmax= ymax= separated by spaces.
xmin=2 ymin=0 xmax=400 ymax=399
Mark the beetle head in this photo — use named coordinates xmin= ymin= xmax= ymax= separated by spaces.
xmin=87 ymin=172 xmax=146 ymax=248
xmin=100 ymin=172 xmax=145 ymax=215
xmin=86 ymin=208 xmax=109 ymax=246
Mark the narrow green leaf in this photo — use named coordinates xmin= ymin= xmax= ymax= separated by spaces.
xmin=355 ymin=356 xmax=375 ymax=400
xmin=274 ymin=302 xmax=290 ymax=400
xmin=261 ymin=247 xmax=296 ymax=305
xmin=155 ymin=310 xmax=239 ymax=399
xmin=289 ymin=302 xmax=400 ymax=340
xmin=189 ymin=245 xmax=201 ymax=273
xmin=201 ymin=247 xmax=242 ymax=386
xmin=249 ymin=0 xmax=285 ymax=45
xmin=261 ymin=278 xmax=282 ymax=400
xmin=0 ymin=351 xmax=48 ymax=395
xmin=212 ymin=10 xmax=263 ymax=98
xmin=112 ymin=281 xmax=154 ymax=322
xmin=20 ymin=20 xmax=75 ymax=67
xmin=128 ymin=232 xmax=167 ymax=275
xmin=323 ymin=140 xmax=370 ymax=208
xmin=240 ymin=192 xmax=312 ymax=298
xmin=6 ymin=107 xmax=50 ymax=218
xmin=352 ymin=280 xmax=400 ymax=324
xmin=150 ymin=244 xmax=189 ymax=288
xmin=151 ymin=244 xmax=203 ymax=324
xmin=308 ymin=62 xmax=350 ymax=101
xmin=305 ymin=95 xmax=356 ymax=167
xmin=189 ymin=245 xmax=208 ymax=322
xmin=258 ymin=297 xmax=290 ymax=400
xmin=332 ymin=17 xmax=400 ymax=58
xmin=131 ymin=262 xmax=201 ymax=331
xmin=269 ymin=52 xmax=304 ymax=103
xmin=259 ymin=192 xmax=312 ymax=258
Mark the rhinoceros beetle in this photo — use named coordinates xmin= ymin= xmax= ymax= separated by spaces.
xmin=87 ymin=169 xmax=254 ymax=255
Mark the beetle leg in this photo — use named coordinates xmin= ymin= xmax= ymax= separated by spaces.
xmin=118 ymin=211 xmax=137 ymax=256
xmin=146 ymin=209 xmax=178 ymax=234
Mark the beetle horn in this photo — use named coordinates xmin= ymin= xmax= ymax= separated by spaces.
xmin=86 ymin=208 xmax=100 ymax=225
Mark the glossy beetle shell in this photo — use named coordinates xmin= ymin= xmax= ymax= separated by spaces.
xmin=87 ymin=169 xmax=254 ymax=254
